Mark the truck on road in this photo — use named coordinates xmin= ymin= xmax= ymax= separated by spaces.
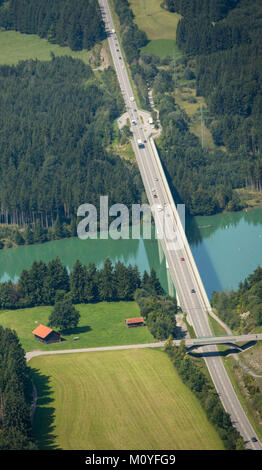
xmin=137 ymin=139 xmax=144 ymax=148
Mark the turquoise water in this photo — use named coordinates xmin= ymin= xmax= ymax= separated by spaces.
xmin=187 ymin=208 xmax=262 ymax=297
xmin=1 ymin=208 xmax=262 ymax=298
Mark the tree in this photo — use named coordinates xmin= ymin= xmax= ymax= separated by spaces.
xmin=98 ymin=258 xmax=116 ymax=301
xmin=70 ymin=260 xmax=87 ymax=304
xmin=84 ymin=262 xmax=99 ymax=303
xmin=23 ymin=226 xmax=34 ymax=245
xmin=48 ymin=297 xmax=80 ymax=332
xmin=43 ymin=257 xmax=70 ymax=304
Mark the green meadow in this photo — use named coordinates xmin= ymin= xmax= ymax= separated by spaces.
xmin=129 ymin=0 xmax=181 ymax=57
xmin=29 ymin=348 xmax=224 ymax=450
xmin=0 ymin=30 xmax=90 ymax=65
xmin=0 ymin=301 xmax=155 ymax=352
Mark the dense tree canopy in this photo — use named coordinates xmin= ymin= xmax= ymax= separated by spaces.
xmin=0 ymin=326 xmax=36 ymax=449
xmin=0 ymin=257 xmax=167 ymax=309
xmin=168 ymin=0 xmax=262 ymax=201
xmin=0 ymin=0 xmax=105 ymax=51
xmin=212 ymin=266 xmax=262 ymax=332
xmin=0 ymin=56 xmax=141 ymax=226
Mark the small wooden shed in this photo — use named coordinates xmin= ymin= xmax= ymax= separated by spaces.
xmin=125 ymin=317 xmax=144 ymax=328
xmin=32 ymin=324 xmax=61 ymax=344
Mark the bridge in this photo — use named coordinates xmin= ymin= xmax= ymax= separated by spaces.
xmin=99 ymin=0 xmax=262 ymax=450
xmin=175 ymin=333 xmax=262 ymax=350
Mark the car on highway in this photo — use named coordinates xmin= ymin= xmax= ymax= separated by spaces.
xmin=130 ymin=96 xmax=135 ymax=102
xmin=154 ymin=177 xmax=158 ymax=181
xmin=131 ymin=120 xmax=136 ymax=125
xmin=180 ymin=257 xmax=185 ymax=261
xmin=251 ymin=437 xmax=258 ymax=442
xmin=157 ymin=205 xmax=163 ymax=212
xmin=153 ymin=194 xmax=158 ymax=198
xmin=191 ymin=288 xmax=196 ymax=293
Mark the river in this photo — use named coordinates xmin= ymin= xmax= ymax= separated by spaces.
xmin=0 ymin=207 xmax=262 ymax=299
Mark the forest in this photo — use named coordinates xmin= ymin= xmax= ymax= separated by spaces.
xmin=166 ymin=0 xmax=262 ymax=197
xmin=212 ymin=266 xmax=262 ymax=332
xmin=0 ymin=0 xmax=105 ymax=51
xmin=164 ymin=0 xmax=240 ymax=21
xmin=0 ymin=56 xmax=142 ymax=227
xmin=0 ymin=326 xmax=35 ymax=449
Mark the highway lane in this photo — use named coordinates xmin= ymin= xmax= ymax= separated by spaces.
xmin=98 ymin=0 xmax=262 ymax=450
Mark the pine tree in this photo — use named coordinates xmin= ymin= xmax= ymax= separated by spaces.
xmin=84 ymin=262 xmax=99 ymax=303
xmin=23 ymin=226 xmax=34 ymax=245
xmin=98 ymin=258 xmax=116 ymax=301
xmin=70 ymin=259 xmax=87 ymax=304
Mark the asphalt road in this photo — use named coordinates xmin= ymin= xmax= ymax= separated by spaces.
xmin=98 ymin=0 xmax=262 ymax=450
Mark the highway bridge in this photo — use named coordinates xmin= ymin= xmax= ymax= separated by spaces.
xmin=99 ymin=0 xmax=262 ymax=450
xmin=178 ymin=333 xmax=262 ymax=349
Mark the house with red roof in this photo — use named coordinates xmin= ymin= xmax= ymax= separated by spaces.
xmin=32 ymin=324 xmax=61 ymax=344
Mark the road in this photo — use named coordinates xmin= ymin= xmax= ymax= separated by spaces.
xmin=26 ymin=333 xmax=262 ymax=362
xmin=98 ymin=0 xmax=262 ymax=449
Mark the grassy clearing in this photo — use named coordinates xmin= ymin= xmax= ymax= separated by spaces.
xmin=0 ymin=302 xmax=155 ymax=352
xmin=130 ymin=0 xmax=181 ymax=59
xmin=141 ymin=38 xmax=179 ymax=58
xmin=129 ymin=0 xmax=181 ymax=40
xmin=0 ymin=30 xmax=91 ymax=65
xmin=29 ymin=348 xmax=224 ymax=450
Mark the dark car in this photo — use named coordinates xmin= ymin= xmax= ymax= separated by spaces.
xmin=191 ymin=289 xmax=196 ymax=293
xmin=251 ymin=437 xmax=257 ymax=442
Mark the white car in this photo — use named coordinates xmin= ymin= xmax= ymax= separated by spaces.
xmin=131 ymin=120 xmax=136 ymax=125
xmin=130 ymin=96 xmax=135 ymax=102
xmin=157 ymin=205 xmax=163 ymax=212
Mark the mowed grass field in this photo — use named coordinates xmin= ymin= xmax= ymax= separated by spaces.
xmin=0 ymin=302 xmax=155 ymax=352
xmin=130 ymin=0 xmax=181 ymax=58
xmin=129 ymin=0 xmax=181 ymax=40
xmin=29 ymin=349 xmax=224 ymax=450
xmin=129 ymin=0 xmax=181 ymax=58
xmin=0 ymin=30 xmax=90 ymax=65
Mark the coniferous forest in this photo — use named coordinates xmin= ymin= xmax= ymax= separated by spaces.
xmin=0 ymin=0 xmax=105 ymax=51
xmin=0 ymin=326 xmax=36 ymax=449
xmin=164 ymin=0 xmax=262 ymax=200
xmin=0 ymin=56 xmax=141 ymax=226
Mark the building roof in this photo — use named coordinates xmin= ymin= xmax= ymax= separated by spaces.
xmin=125 ymin=317 xmax=144 ymax=325
xmin=32 ymin=324 xmax=54 ymax=339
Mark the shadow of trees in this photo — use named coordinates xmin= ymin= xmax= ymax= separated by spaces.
xmin=29 ymin=368 xmax=61 ymax=450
